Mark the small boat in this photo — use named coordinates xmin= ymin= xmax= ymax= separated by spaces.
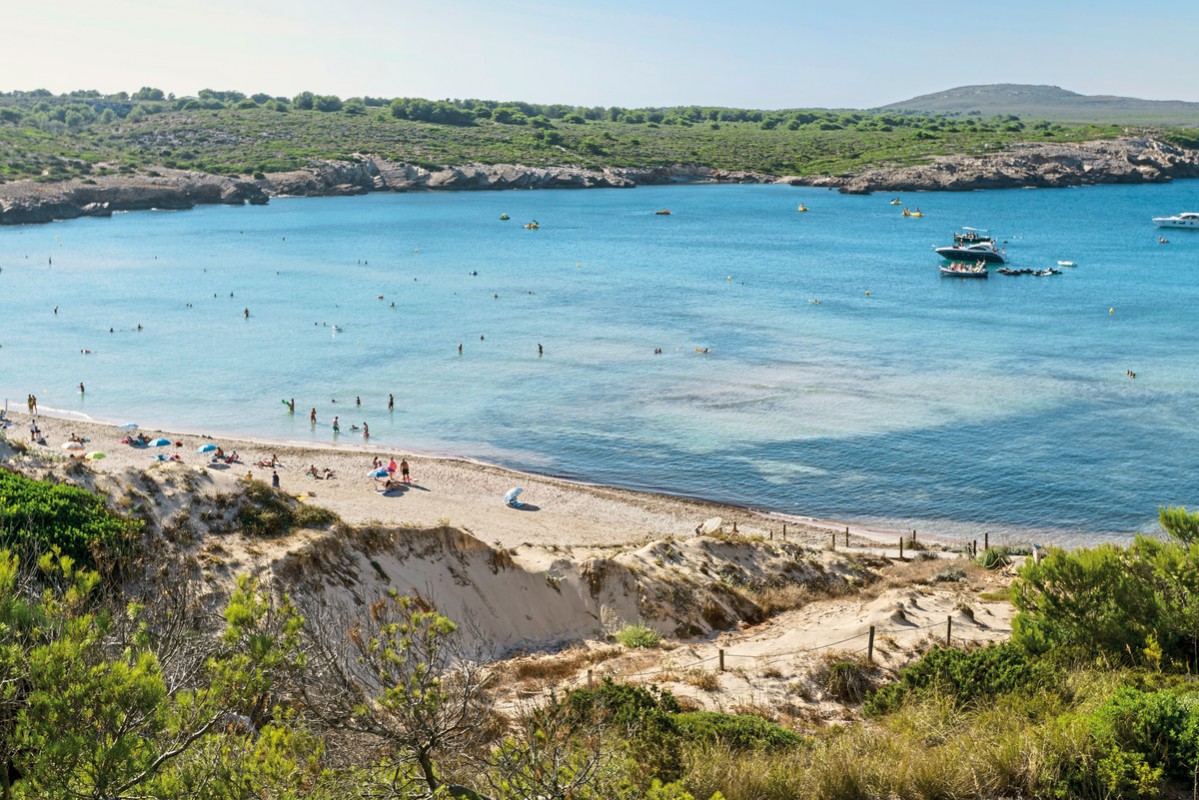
xmin=1152 ymin=212 xmax=1199 ymax=229
xmin=890 ymin=198 xmax=903 ymax=205
xmin=655 ymin=209 xmax=672 ymax=215
xmin=524 ymin=220 xmax=540 ymax=230
xmin=1057 ymin=260 xmax=1076 ymax=268
xmin=902 ymin=207 xmax=925 ymax=218
xmin=940 ymin=263 xmax=989 ymax=278
xmin=1034 ymin=268 xmax=1061 ymax=277
xmin=500 ymin=213 xmax=509 ymax=221
xmin=797 ymin=204 xmax=809 ymax=213
xmin=953 ymin=227 xmax=994 ymax=245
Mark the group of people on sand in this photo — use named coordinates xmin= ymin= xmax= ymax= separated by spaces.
xmin=375 ymin=455 xmax=411 ymax=491
xmin=307 ymin=465 xmax=336 ymax=480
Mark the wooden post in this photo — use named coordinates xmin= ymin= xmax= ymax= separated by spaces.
xmin=984 ymin=531 xmax=989 ymax=552
xmin=830 ymin=531 xmax=836 ymax=550
xmin=587 ymin=669 xmax=593 ymax=689
xmin=769 ymin=530 xmax=773 ymax=540
xmin=946 ymin=615 xmax=953 ymax=647
xmin=845 ymin=528 xmax=849 ymax=547
xmin=718 ymin=648 xmax=725 ymax=672
xmin=899 ymin=536 xmax=904 ymax=560
xmin=973 ymin=539 xmax=978 ymax=557
xmin=912 ymin=528 xmax=917 ymax=542
xmin=867 ymin=625 xmax=876 ymax=662
xmin=782 ymin=523 xmax=787 ymax=540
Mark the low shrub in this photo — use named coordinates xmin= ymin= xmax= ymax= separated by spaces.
xmin=864 ymin=642 xmax=1057 ymax=716
xmin=674 ymin=712 xmax=805 ymax=751
xmin=813 ymin=655 xmax=876 ymax=704
xmin=616 ymin=622 xmax=661 ymax=649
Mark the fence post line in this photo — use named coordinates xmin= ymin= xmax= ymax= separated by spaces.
xmin=718 ymin=648 xmax=725 ymax=672
xmin=946 ymin=615 xmax=953 ymax=647
xmin=867 ymin=625 xmax=876 ymax=663
xmin=899 ymin=536 xmax=904 ymax=560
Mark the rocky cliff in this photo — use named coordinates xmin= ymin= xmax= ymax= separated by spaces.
xmin=4 ymin=138 xmax=1199 ymax=225
xmin=0 ymin=169 xmax=268 ymax=225
xmin=807 ymin=137 xmax=1199 ymax=194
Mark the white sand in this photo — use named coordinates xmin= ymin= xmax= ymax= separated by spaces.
xmin=2 ymin=409 xmax=894 ymax=550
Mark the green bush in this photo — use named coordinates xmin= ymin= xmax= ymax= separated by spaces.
xmin=865 ymin=642 xmax=1056 ymax=716
xmin=616 ymin=622 xmax=661 ymax=649
xmin=236 ymin=480 xmax=338 ymax=536
xmin=0 ymin=468 xmax=140 ymax=568
xmin=674 ymin=712 xmax=805 ymax=751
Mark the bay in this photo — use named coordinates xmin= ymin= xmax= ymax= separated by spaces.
xmin=2 ymin=181 xmax=1197 ymax=545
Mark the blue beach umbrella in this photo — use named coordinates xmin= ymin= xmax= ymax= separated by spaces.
xmin=503 ymin=487 xmax=523 ymax=506
xmin=368 ymin=467 xmax=390 ymax=478
xmin=151 ymin=438 xmax=171 ymax=447
xmin=197 ymin=443 xmax=217 ymax=453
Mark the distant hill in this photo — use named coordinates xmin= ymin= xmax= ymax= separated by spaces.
xmin=881 ymin=84 xmax=1199 ymax=125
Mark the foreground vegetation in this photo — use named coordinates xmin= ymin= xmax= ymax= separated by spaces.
xmin=0 ymin=87 xmax=1141 ymax=185
xmin=4 ymin=458 xmax=1199 ymax=798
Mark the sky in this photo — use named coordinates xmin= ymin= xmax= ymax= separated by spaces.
xmin=6 ymin=0 xmax=1198 ymax=109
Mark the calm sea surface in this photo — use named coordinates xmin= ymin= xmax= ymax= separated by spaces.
xmin=2 ymin=182 xmax=1197 ymax=545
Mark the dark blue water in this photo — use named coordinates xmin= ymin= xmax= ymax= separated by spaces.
xmin=2 ymin=182 xmax=1197 ymax=544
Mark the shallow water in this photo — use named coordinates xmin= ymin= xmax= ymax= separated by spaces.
xmin=2 ymin=182 xmax=1197 ymax=545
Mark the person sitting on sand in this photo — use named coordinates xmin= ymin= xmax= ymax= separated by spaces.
xmin=323 ymin=467 xmax=334 ymax=480
xmin=307 ymin=464 xmax=321 ymax=479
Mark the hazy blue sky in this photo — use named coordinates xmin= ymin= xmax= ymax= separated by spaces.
xmin=7 ymin=0 xmax=1196 ymax=108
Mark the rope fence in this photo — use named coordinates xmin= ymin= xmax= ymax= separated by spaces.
xmin=513 ymin=615 xmax=1014 ymax=697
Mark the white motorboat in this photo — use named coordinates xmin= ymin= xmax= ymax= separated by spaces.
xmin=934 ymin=241 xmax=1007 ymax=264
xmin=1153 ymin=212 xmax=1199 ymax=229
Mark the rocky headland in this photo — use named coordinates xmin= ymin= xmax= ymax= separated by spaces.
xmin=3 ymin=137 xmax=1198 ymax=224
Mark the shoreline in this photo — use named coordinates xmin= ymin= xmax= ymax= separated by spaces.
xmin=2 ymin=407 xmax=961 ymax=551
xmin=4 ymin=137 xmax=1199 ymax=225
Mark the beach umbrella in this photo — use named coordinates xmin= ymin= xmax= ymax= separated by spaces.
xmin=368 ymin=467 xmax=390 ymax=478
xmin=503 ymin=487 xmax=523 ymax=505
xmin=197 ymin=444 xmax=217 ymax=453
xmin=118 ymin=422 xmax=138 ymax=430
xmin=151 ymin=438 xmax=171 ymax=447
xmin=85 ymin=451 xmax=106 ymax=460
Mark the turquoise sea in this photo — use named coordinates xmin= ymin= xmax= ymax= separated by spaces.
xmin=2 ymin=182 xmax=1197 ymax=545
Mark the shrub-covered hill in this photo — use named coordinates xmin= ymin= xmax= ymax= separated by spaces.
xmin=0 ymin=87 xmax=1131 ymax=184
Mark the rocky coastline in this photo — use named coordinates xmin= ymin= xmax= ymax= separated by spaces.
xmin=3 ymin=137 xmax=1198 ymax=225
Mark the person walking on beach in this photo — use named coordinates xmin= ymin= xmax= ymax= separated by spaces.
xmin=271 ymin=470 xmax=280 ymax=489
xmin=400 ymin=458 xmax=410 ymax=483
xmin=31 ymin=395 xmax=37 ymax=416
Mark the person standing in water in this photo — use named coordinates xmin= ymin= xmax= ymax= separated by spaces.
xmin=362 ymin=422 xmax=369 ymax=439
xmin=332 ymin=416 xmax=340 ymax=433
xmin=388 ymin=394 xmax=394 ymax=411
xmin=310 ymin=408 xmax=317 ymax=424
xmin=79 ymin=382 xmax=85 ymax=395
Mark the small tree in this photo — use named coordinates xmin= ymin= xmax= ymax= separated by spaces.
xmin=301 ymin=593 xmax=494 ymax=795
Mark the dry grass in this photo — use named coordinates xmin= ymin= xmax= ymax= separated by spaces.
xmin=507 ymin=645 xmax=622 ymax=684
xmin=683 ymin=669 xmax=720 ymax=692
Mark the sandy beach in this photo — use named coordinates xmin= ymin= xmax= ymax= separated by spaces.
xmin=1 ymin=408 xmax=905 ymax=551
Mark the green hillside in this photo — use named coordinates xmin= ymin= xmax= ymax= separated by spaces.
xmin=882 ymin=83 xmax=1199 ymax=125
xmin=0 ymin=88 xmax=1128 ymax=184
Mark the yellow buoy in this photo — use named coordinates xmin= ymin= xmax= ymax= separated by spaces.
xmin=865 ymin=290 xmax=871 ymax=296
xmin=727 ymin=275 xmax=732 ymax=281
xmin=1109 ymin=308 xmax=1114 ymax=314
